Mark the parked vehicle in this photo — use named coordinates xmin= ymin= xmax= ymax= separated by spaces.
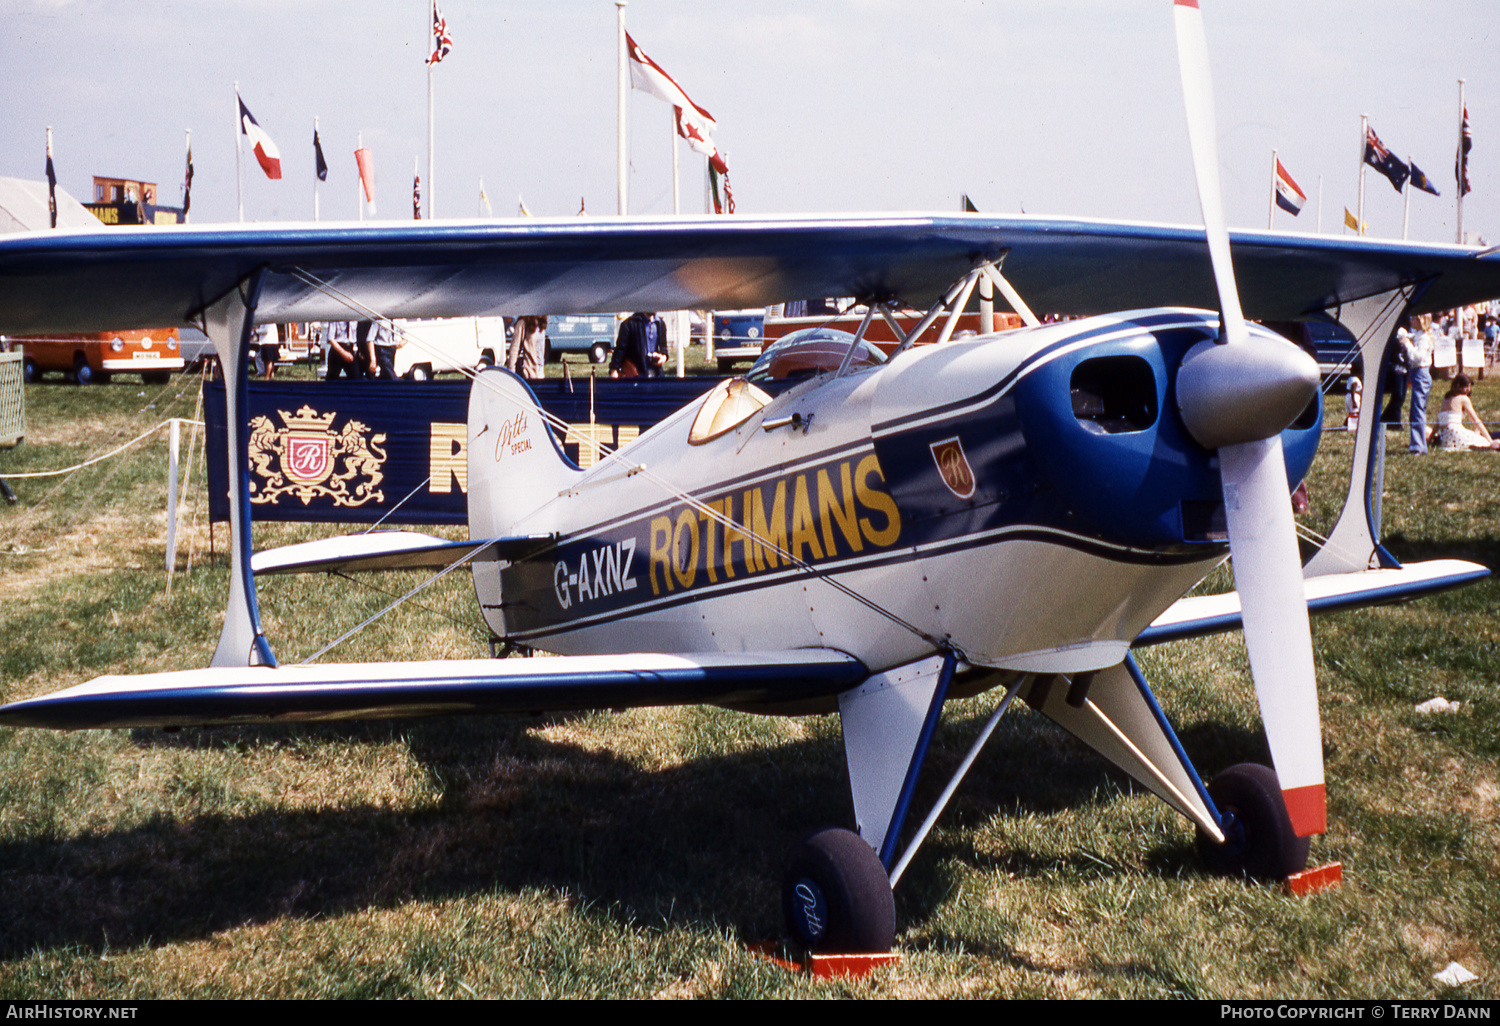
xmin=389 ymin=317 xmax=506 ymax=379
xmin=546 ymin=314 xmax=615 ymax=363
xmin=10 ymin=328 xmax=183 ymax=384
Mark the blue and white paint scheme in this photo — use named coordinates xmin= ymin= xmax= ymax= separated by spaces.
xmin=2 ymin=0 xmax=1498 ymax=955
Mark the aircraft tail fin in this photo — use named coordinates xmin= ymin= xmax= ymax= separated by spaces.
xmin=467 ymin=367 xmax=582 ymax=538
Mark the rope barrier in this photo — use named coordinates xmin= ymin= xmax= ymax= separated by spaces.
xmin=2 ymin=418 xmax=204 ymax=478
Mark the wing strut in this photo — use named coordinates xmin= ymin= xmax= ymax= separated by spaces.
xmin=201 ymin=271 xmax=276 ymax=668
xmin=1303 ymin=284 xmax=1422 ymax=576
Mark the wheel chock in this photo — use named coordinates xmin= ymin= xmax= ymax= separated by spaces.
xmin=1286 ymin=861 xmax=1342 ymax=896
xmin=746 ymin=941 xmax=901 ymax=979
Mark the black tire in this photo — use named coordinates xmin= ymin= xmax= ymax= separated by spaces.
xmin=22 ymin=356 xmax=37 ymax=383
xmin=143 ymin=371 xmax=170 ymax=385
xmin=782 ymin=827 xmax=895 ymax=954
xmin=478 ymin=350 xmax=495 ymax=369
xmin=409 ymin=364 xmax=431 ymax=382
xmin=1197 ymin=763 xmax=1310 ymax=880
xmin=590 ymin=342 xmax=609 ymax=364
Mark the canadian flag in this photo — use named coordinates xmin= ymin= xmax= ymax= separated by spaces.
xmin=238 ymin=95 xmax=282 ymax=180
xmin=627 ymin=32 xmax=728 ymax=174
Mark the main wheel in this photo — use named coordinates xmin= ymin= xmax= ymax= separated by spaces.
xmin=782 ymin=827 xmax=895 ymax=954
xmin=589 ymin=342 xmax=609 ymax=364
xmin=1197 ymin=762 xmax=1310 ymax=880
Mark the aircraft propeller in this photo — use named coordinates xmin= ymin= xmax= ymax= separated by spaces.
xmin=1170 ymin=0 xmax=1326 ymax=849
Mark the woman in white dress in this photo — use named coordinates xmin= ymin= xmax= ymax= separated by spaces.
xmin=1437 ymin=374 xmax=1500 ymax=451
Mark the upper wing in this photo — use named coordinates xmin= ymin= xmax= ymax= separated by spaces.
xmin=3 ymin=214 xmax=1500 ymax=335
xmin=0 ymin=650 xmax=868 ymax=730
xmin=1136 ymin=559 xmax=1490 ymax=647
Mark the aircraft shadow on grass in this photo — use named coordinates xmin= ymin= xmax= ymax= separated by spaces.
xmin=0 ymin=706 xmax=1262 ymax=959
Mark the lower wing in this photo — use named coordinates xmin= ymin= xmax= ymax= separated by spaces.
xmin=0 ymin=650 xmax=867 ymax=731
xmin=1137 ymin=559 xmax=1489 ymax=647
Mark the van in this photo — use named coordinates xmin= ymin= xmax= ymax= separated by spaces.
xmin=13 ymin=328 xmax=184 ymax=384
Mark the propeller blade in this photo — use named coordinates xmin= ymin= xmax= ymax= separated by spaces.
xmin=1220 ymin=438 xmax=1325 ymax=835
xmin=1173 ymin=0 xmax=1325 ymax=836
xmin=1172 ymin=0 xmax=1245 ymax=343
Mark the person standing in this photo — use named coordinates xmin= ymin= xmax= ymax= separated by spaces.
xmin=609 ymin=311 xmax=667 ymax=379
xmin=370 ymin=318 xmax=398 ymax=380
xmin=1406 ymin=314 xmax=1436 ymax=453
xmin=507 ymin=315 xmax=548 ymax=380
xmin=325 ymin=320 xmax=362 ymax=380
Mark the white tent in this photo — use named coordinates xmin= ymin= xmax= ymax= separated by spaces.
xmin=0 ymin=177 xmax=101 ymax=233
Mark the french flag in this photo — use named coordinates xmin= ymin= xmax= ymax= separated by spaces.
xmin=238 ymin=95 xmax=282 ymax=180
xmin=1274 ymin=158 xmax=1306 ymax=216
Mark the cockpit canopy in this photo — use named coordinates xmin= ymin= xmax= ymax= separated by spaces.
xmin=745 ymin=328 xmax=887 ymax=388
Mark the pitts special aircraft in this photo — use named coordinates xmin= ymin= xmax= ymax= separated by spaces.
xmin=1 ymin=1 xmax=1496 ymax=955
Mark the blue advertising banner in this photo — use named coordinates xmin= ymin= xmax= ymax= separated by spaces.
xmin=206 ymin=376 xmax=720 ymax=525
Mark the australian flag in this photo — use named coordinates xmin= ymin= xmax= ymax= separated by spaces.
xmin=1365 ymin=127 xmax=1410 ymax=193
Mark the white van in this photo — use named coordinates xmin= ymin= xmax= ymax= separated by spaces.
xmin=388 ymin=317 xmax=508 ymax=380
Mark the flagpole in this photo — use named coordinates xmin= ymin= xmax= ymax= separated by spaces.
xmin=1357 ymin=113 xmax=1367 ymax=237
xmin=313 ymin=117 xmax=320 ymax=222
xmin=1317 ymin=175 xmax=1323 ymax=234
xmin=235 ymin=82 xmax=244 ymax=223
xmin=427 ymin=14 xmax=435 ymax=220
xmin=617 ymin=1 xmax=628 ymax=216
xmin=1457 ymin=79 xmax=1466 ymax=244
xmin=357 ymin=131 xmax=364 ymax=223
xmin=1402 ymin=158 xmax=1411 ymax=241
xmin=1268 ymin=148 xmax=1277 ymax=230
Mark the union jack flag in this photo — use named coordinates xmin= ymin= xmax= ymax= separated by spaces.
xmin=427 ymin=3 xmax=453 ymax=66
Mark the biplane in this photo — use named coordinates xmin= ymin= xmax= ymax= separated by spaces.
xmin=0 ymin=1 xmax=1495 ymax=954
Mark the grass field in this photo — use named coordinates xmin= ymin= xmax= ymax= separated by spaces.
xmin=0 ymin=358 xmax=1497 ymax=999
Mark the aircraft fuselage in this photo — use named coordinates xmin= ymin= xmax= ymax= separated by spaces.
xmin=473 ymin=309 xmax=1320 ymax=678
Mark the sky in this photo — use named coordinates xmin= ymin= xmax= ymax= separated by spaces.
xmin=2 ymin=0 xmax=1497 ymax=246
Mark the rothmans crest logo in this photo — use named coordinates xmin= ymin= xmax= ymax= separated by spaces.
xmin=929 ymin=436 xmax=976 ymax=499
xmin=247 ymin=405 xmax=387 ymax=507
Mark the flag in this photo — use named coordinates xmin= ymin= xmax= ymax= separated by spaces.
xmin=1409 ymin=161 xmax=1440 ymax=196
xmin=962 ymin=194 xmax=979 ymax=213
xmin=1457 ymin=105 xmax=1472 ymax=197
xmin=355 ymin=147 xmax=376 ymax=214
xmin=1273 ymin=158 xmax=1306 ymax=216
xmin=479 ymin=181 xmax=493 ymax=217
xmin=577 ymin=196 xmax=586 ymax=216
xmin=627 ymin=32 xmax=729 ymax=174
xmin=238 ymin=95 xmax=282 ymax=179
xmin=709 ymin=162 xmax=735 ymax=215
xmin=182 ymin=140 xmax=194 ymax=215
xmin=427 ymin=2 xmax=453 ymax=66
xmin=44 ymin=143 xmax=57 ymax=229
xmin=517 ymin=195 xmax=531 ymax=217
xmin=313 ymin=130 xmax=328 ymax=182
xmin=1364 ymin=126 xmax=1408 ymax=193
xmin=413 ymin=170 xmax=422 ymax=220
xmin=1344 ymin=207 xmax=1366 ymax=234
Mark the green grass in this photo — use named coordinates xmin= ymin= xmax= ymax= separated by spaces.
xmin=0 ymin=362 xmax=1498 ymax=998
